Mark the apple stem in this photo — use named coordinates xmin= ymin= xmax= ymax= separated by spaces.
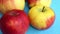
xmin=42 ymin=6 xmax=45 ymax=12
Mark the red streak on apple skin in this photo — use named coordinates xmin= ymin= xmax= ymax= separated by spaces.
xmin=0 ymin=0 xmax=7 ymax=3
xmin=46 ymin=16 xmax=55 ymax=29
xmin=40 ymin=16 xmax=55 ymax=30
xmin=0 ymin=0 xmax=16 ymax=9
xmin=0 ymin=0 xmax=2 ymax=3
xmin=0 ymin=10 xmax=30 ymax=34
xmin=0 ymin=0 xmax=13 ymax=3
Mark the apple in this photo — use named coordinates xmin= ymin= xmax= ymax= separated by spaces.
xmin=28 ymin=5 xmax=55 ymax=30
xmin=28 ymin=0 xmax=51 ymax=8
xmin=0 ymin=10 xmax=30 ymax=34
xmin=0 ymin=0 xmax=25 ymax=13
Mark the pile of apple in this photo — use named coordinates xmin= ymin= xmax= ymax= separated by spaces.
xmin=0 ymin=0 xmax=55 ymax=34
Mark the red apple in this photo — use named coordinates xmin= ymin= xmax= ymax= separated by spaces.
xmin=0 ymin=10 xmax=29 ymax=34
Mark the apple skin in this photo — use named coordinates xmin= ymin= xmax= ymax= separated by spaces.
xmin=0 ymin=10 xmax=30 ymax=34
xmin=28 ymin=5 xmax=55 ymax=30
xmin=28 ymin=0 xmax=51 ymax=8
xmin=0 ymin=0 xmax=25 ymax=13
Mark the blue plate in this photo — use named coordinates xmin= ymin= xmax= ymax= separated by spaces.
xmin=0 ymin=0 xmax=60 ymax=34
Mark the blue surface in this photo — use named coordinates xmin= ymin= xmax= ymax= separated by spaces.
xmin=0 ymin=0 xmax=60 ymax=34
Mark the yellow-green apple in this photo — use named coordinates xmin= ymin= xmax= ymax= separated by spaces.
xmin=28 ymin=0 xmax=51 ymax=8
xmin=28 ymin=5 xmax=55 ymax=30
xmin=0 ymin=0 xmax=25 ymax=13
xmin=0 ymin=10 xmax=30 ymax=34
